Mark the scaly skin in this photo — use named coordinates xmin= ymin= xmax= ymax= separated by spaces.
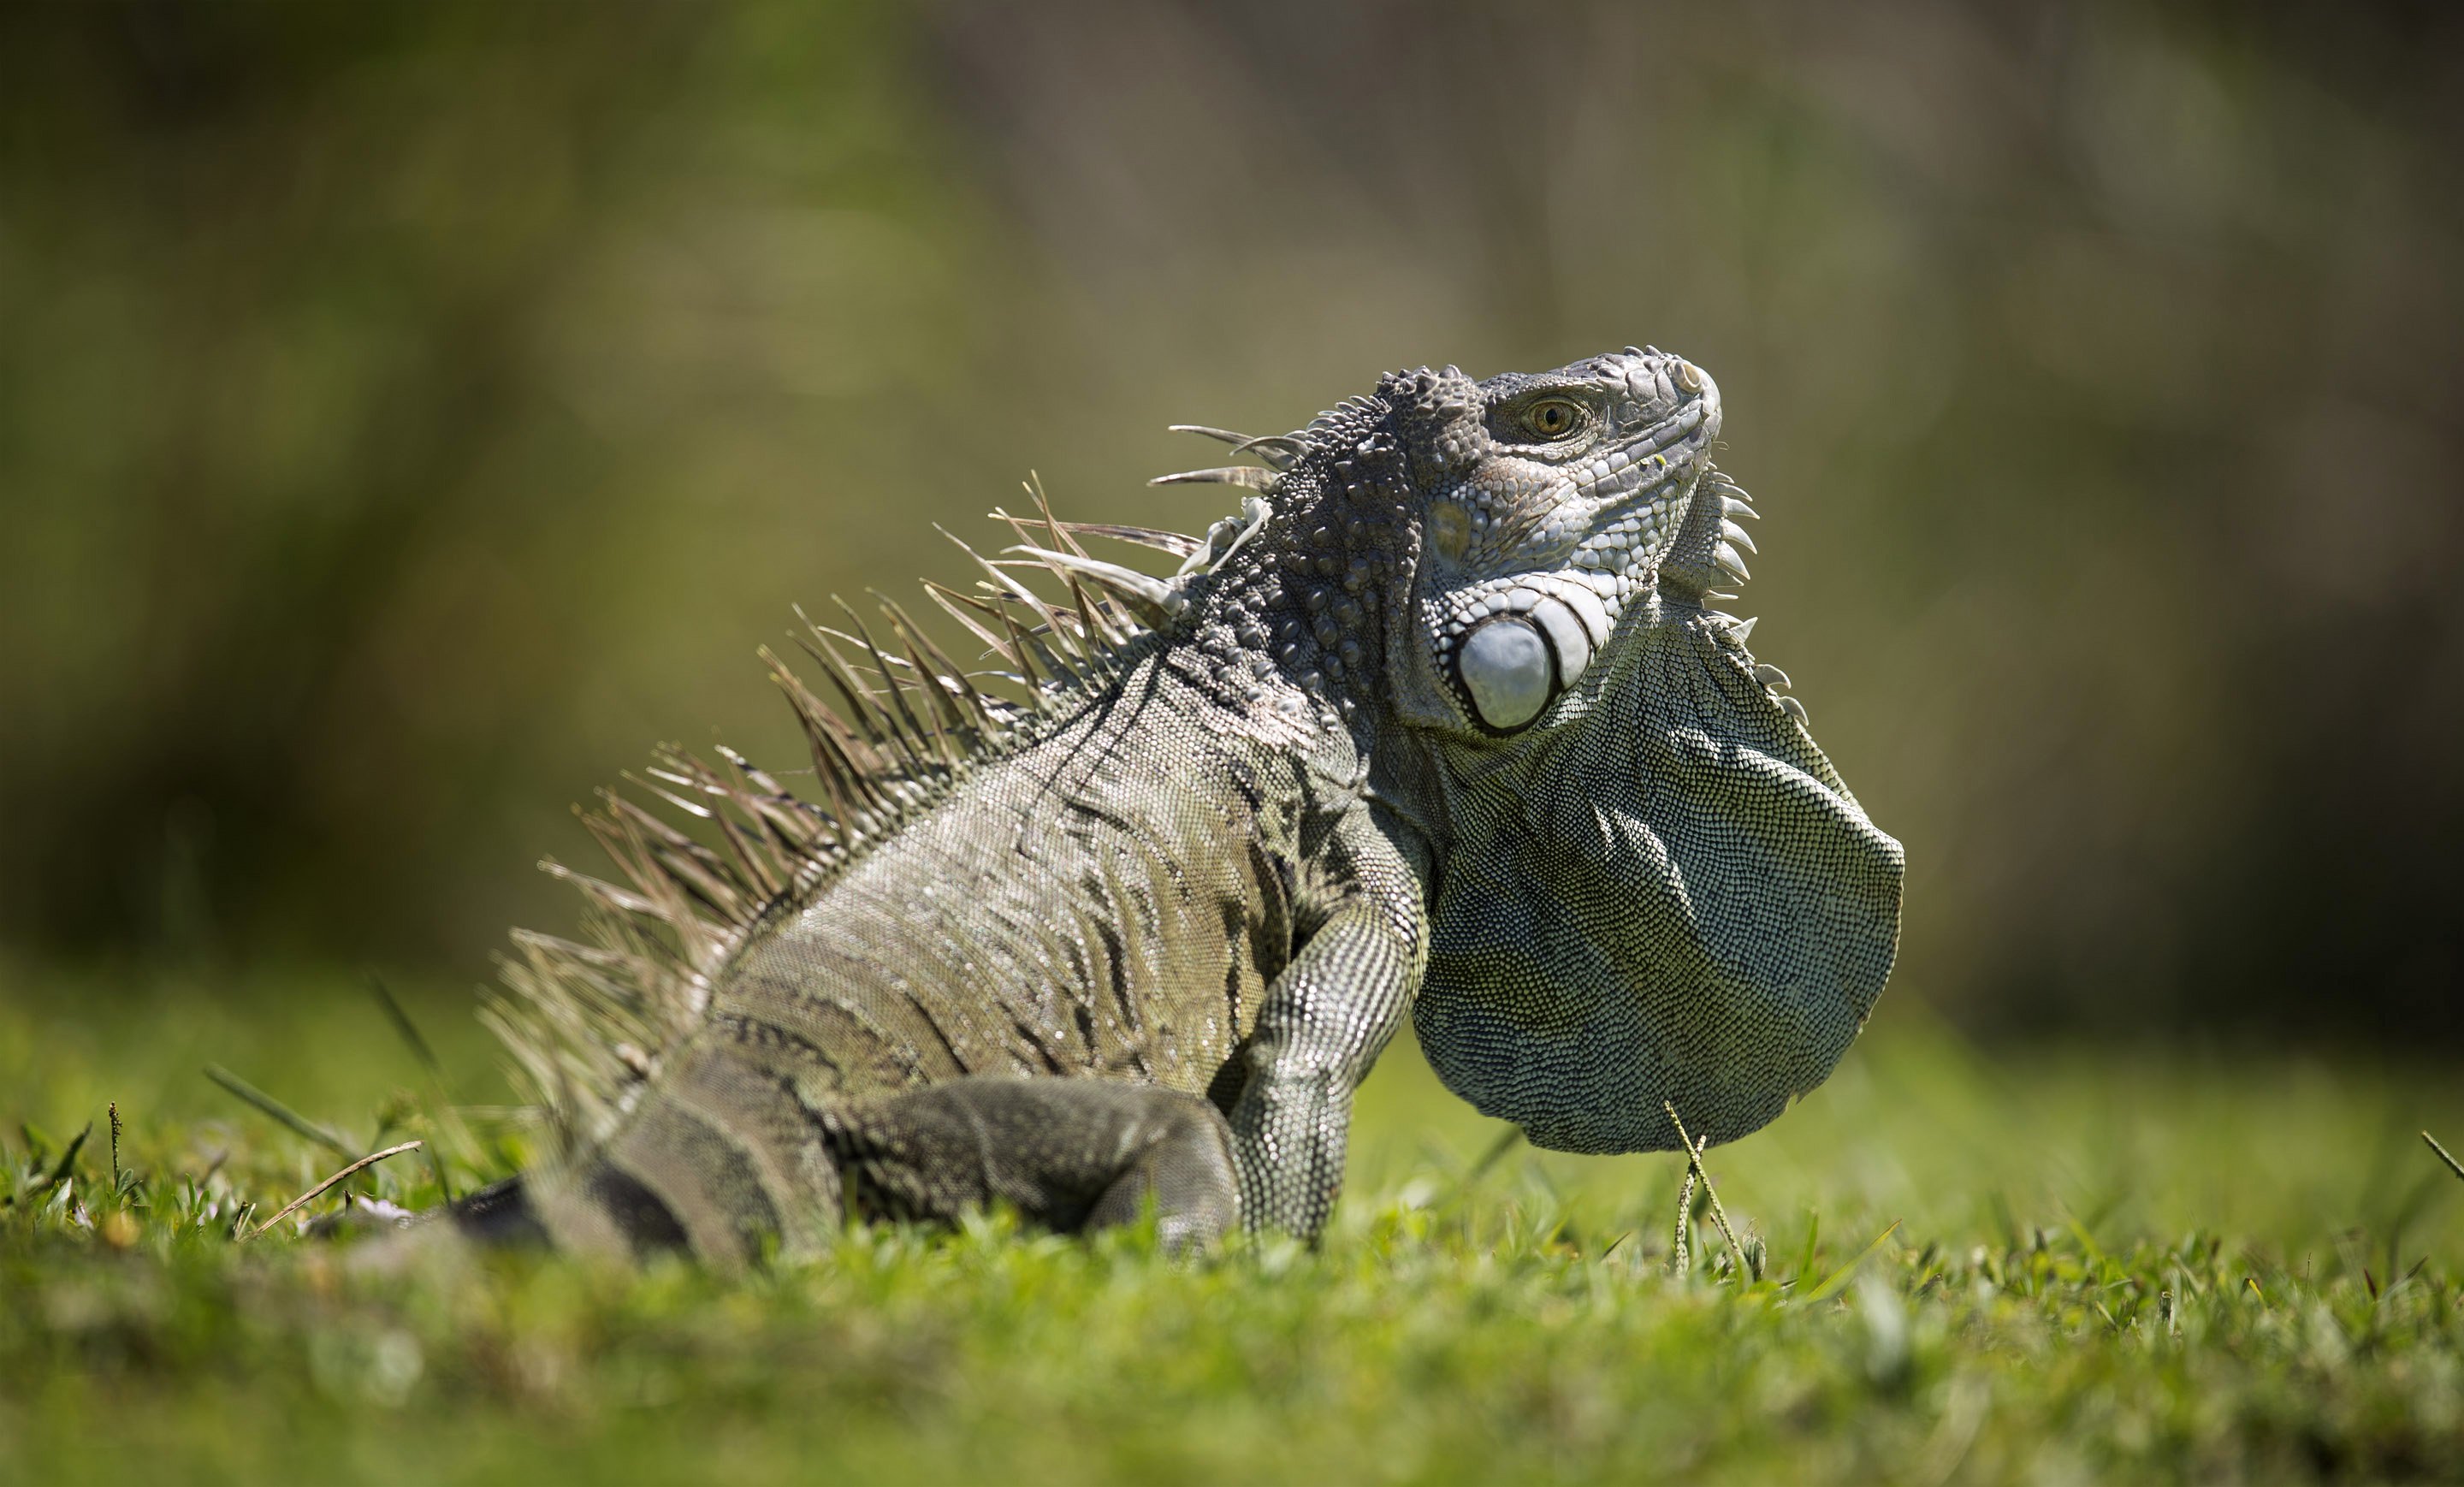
xmin=456 ymin=347 xmax=1904 ymax=1265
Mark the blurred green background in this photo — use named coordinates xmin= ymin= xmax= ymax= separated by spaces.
xmin=3 ymin=0 xmax=2460 ymax=1045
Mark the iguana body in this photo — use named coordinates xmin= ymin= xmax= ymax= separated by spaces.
xmin=459 ymin=349 xmax=1904 ymax=1264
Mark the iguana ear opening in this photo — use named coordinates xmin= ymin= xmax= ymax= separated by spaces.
xmin=1410 ymin=603 xmax=1904 ymax=1154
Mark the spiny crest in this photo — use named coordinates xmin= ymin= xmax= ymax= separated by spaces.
xmin=1657 ymin=463 xmax=1761 ymax=609
xmin=485 ymin=455 xmax=1290 ymax=1153
xmin=1655 ymin=465 xmax=1805 ymax=725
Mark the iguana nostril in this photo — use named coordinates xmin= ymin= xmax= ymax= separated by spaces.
xmin=1457 ymin=617 xmax=1554 ymax=730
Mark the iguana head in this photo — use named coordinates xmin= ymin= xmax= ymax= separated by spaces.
xmin=1170 ymin=349 xmax=1723 ymax=728
xmin=1205 ymin=347 xmax=1902 ymax=1158
xmin=1375 ymin=349 xmax=1722 ymax=737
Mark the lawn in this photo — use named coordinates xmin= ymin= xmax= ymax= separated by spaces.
xmin=4 ymin=963 xmax=2461 ymax=1485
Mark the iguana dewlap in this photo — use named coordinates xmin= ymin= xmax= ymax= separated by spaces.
xmin=452 ymin=349 xmax=1904 ymax=1263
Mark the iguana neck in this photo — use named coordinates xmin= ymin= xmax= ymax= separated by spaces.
xmin=1171 ymin=403 xmax=1418 ymax=737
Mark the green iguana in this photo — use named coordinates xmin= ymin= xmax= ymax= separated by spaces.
xmin=445 ymin=347 xmax=1904 ymax=1264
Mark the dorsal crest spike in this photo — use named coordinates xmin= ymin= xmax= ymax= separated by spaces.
xmin=1052 ymin=522 xmax=1207 ymax=560
xmin=1004 ymin=544 xmax=1181 ymax=626
xmin=1149 ymin=465 xmax=1279 ymax=490
xmin=1026 ymin=472 xmax=1135 ymax=649
xmin=1168 ymin=424 xmax=1260 ymax=446
xmin=1165 ymin=425 xmax=1303 ymax=471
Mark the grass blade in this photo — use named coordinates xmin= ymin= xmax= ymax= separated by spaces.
xmin=364 ymin=971 xmax=443 ymax=1081
xmin=38 ymin=1123 xmax=91 ymax=1195
xmin=1665 ymin=1102 xmax=1749 ymax=1281
xmin=246 ymin=1140 xmax=423 ymax=1241
xmin=1432 ymin=1127 xmax=1525 ymax=1222
xmin=2426 ymin=1130 xmax=2464 ymax=1183
xmin=1793 ymin=1208 xmax=1821 ymax=1286
xmin=365 ymin=970 xmax=473 ymax=1200
xmin=204 ymin=1065 xmax=355 ymax=1161
xmin=1460 ymin=1127 xmax=1523 ymax=1188
xmin=1800 ymin=1219 xmax=1902 ymax=1304
xmin=1668 ymin=1157 xmax=1698 ymax=1277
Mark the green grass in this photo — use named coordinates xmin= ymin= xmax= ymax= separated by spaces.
xmin=4 ymin=966 xmax=2462 ymax=1485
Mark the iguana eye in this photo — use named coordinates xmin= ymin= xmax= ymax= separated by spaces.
xmin=1523 ymin=400 xmax=1581 ymax=441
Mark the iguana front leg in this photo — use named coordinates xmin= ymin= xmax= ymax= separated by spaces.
xmin=1227 ymin=809 xmax=1429 ymax=1239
